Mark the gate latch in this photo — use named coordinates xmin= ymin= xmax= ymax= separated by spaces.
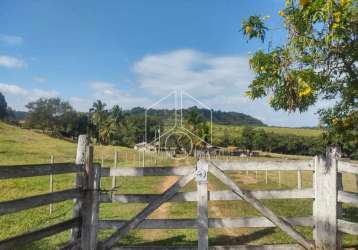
xmin=196 ymin=160 xmax=208 ymax=182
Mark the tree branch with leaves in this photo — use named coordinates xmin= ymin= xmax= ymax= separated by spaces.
xmin=241 ymin=0 xmax=357 ymax=157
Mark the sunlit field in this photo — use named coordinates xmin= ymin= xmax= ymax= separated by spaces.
xmin=0 ymin=122 xmax=357 ymax=249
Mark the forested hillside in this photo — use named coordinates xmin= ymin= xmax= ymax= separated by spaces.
xmin=14 ymin=106 xmax=265 ymax=126
xmin=130 ymin=106 xmax=265 ymax=126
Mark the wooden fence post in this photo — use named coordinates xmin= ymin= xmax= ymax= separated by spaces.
xmin=278 ymin=170 xmax=281 ymax=188
xmin=337 ymin=170 xmax=343 ymax=249
xmin=265 ymin=168 xmax=268 ymax=184
xmin=81 ymin=145 xmax=101 ymax=250
xmin=196 ymin=160 xmax=208 ymax=250
xmin=112 ymin=151 xmax=118 ymax=189
xmin=71 ymin=134 xmax=88 ymax=242
xmin=297 ymin=170 xmax=302 ymax=189
xmin=101 ymin=147 xmax=104 ymax=167
xmin=49 ymin=155 xmax=54 ymax=215
xmin=138 ymin=151 xmax=140 ymax=166
xmin=143 ymin=151 xmax=145 ymax=167
xmin=314 ymin=146 xmax=340 ymax=249
xmin=336 ymin=147 xmax=343 ymax=249
xmin=312 ymin=156 xmax=318 ymax=242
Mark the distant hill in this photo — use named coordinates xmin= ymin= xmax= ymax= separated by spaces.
xmin=13 ymin=111 xmax=27 ymax=121
xmin=10 ymin=106 xmax=265 ymax=126
xmin=126 ymin=106 xmax=266 ymax=126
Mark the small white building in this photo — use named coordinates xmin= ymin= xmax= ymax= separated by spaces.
xmin=134 ymin=142 xmax=156 ymax=152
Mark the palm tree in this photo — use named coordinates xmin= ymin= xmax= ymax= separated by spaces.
xmin=187 ymin=109 xmax=203 ymax=131
xmin=99 ymin=119 xmax=115 ymax=145
xmin=111 ymin=105 xmax=124 ymax=127
xmin=187 ymin=109 xmax=210 ymax=150
xmin=108 ymin=105 xmax=125 ymax=144
xmin=89 ymin=100 xmax=107 ymax=143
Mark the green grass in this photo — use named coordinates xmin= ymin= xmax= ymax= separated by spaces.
xmin=0 ymin=122 xmax=357 ymax=249
xmin=213 ymin=124 xmax=322 ymax=140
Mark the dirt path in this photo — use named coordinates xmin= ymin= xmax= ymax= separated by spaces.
xmin=207 ymin=181 xmax=238 ymax=236
xmin=231 ymin=172 xmax=258 ymax=185
xmin=149 ymin=173 xmax=255 ymax=237
xmin=149 ymin=176 xmax=179 ymax=219
xmin=208 ymin=173 xmax=258 ymax=237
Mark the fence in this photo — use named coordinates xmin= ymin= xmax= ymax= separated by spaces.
xmin=100 ymin=149 xmax=175 ymax=168
xmin=0 ymin=135 xmax=358 ymax=250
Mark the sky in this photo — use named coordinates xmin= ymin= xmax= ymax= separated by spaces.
xmin=0 ymin=0 xmax=328 ymax=127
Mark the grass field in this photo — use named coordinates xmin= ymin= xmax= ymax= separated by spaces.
xmin=213 ymin=124 xmax=322 ymax=139
xmin=0 ymin=122 xmax=357 ymax=249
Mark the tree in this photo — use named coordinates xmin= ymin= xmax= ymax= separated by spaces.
xmin=89 ymin=100 xmax=108 ymax=143
xmin=0 ymin=92 xmax=8 ymax=119
xmin=187 ymin=108 xmax=204 ymax=131
xmin=108 ymin=105 xmax=125 ymax=144
xmin=99 ymin=119 xmax=115 ymax=145
xmin=197 ymin=122 xmax=211 ymax=144
xmin=111 ymin=105 xmax=124 ymax=126
xmin=253 ymin=129 xmax=268 ymax=151
xmin=222 ymin=129 xmax=231 ymax=147
xmin=186 ymin=108 xmax=211 ymax=149
xmin=59 ymin=111 xmax=88 ymax=138
xmin=242 ymin=0 xmax=357 ymax=157
xmin=240 ymin=126 xmax=255 ymax=153
xmin=25 ymin=98 xmax=74 ymax=134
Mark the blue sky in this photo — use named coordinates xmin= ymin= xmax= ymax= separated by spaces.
xmin=0 ymin=0 xmax=326 ymax=127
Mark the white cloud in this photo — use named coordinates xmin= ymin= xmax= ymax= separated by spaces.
xmin=0 ymin=35 xmax=23 ymax=46
xmin=132 ymin=49 xmax=324 ymax=127
xmin=15 ymin=48 xmax=323 ymax=126
xmin=133 ymin=49 xmax=252 ymax=98
xmin=132 ymin=49 xmax=257 ymax=112
xmin=0 ymin=83 xmax=58 ymax=110
xmin=0 ymin=55 xmax=27 ymax=69
xmin=0 ymin=48 xmax=326 ymax=126
xmin=0 ymin=83 xmax=28 ymax=96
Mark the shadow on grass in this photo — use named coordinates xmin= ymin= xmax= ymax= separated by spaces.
xmin=118 ymin=228 xmax=275 ymax=247
xmin=343 ymin=206 xmax=358 ymax=222
xmin=209 ymin=228 xmax=275 ymax=245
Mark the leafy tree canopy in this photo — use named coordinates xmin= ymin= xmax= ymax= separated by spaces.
xmin=25 ymin=98 xmax=86 ymax=138
xmin=241 ymin=0 xmax=357 ymax=149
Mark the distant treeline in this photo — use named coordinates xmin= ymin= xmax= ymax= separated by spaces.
xmin=219 ymin=127 xmax=325 ymax=156
xmin=219 ymin=127 xmax=357 ymax=159
xmin=0 ymin=93 xmax=356 ymax=159
xmin=12 ymin=105 xmax=265 ymax=126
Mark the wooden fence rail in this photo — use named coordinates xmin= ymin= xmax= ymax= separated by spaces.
xmin=0 ymin=188 xmax=81 ymax=215
xmin=111 ymin=245 xmax=304 ymax=250
xmin=101 ymin=166 xmax=194 ymax=176
xmin=99 ymin=216 xmax=314 ymax=230
xmin=0 ymin=163 xmax=81 ymax=179
xmin=100 ymin=188 xmax=314 ymax=203
xmin=1 ymin=136 xmax=358 ymax=250
xmin=338 ymin=161 xmax=358 ymax=174
xmin=338 ymin=219 xmax=358 ymax=235
xmin=210 ymin=160 xmax=314 ymax=171
xmin=0 ymin=217 xmax=81 ymax=250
